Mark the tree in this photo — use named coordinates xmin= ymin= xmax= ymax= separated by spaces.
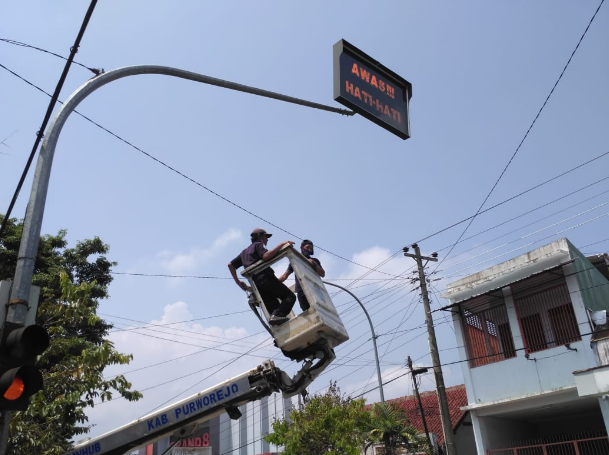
xmin=265 ymin=382 xmax=371 ymax=455
xmin=0 ymin=215 xmax=142 ymax=454
xmin=365 ymin=402 xmax=429 ymax=455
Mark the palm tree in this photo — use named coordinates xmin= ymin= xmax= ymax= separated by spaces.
xmin=365 ymin=402 xmax=429 ymax=455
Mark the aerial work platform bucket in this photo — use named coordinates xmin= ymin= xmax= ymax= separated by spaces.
xmin=241 ymin=244 xmax=349 ymax=361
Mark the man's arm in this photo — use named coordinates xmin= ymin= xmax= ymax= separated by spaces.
xmin=278 ymin=268 xmax=293 ymax=282
xmin=309 ymin=258 xmax=325 ymax=278
xmin=262 ymin=241 xmax=294 ymax=261
xmin=228 ymin=262 xmax=251 ymax=292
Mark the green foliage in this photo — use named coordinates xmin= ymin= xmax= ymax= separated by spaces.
xmin=0 ymin=216 xmax=142 ymax=454
xmin=0 ymin=215 xmax=115 ymax=303
xmin=365 ymin=402 xmax=429 ymax=455
xmin=265 ymin=382 xmax=371 ymax=455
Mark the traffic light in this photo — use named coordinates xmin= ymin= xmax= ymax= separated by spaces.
xmin=0 ymin=321 xmax=49 ymax=411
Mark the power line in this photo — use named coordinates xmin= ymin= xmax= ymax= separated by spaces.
xmin=110 ymin=271 xmax=400 ymax=281
xmin=111 ymin=272 xmax=232 ymax=279
xmin=441 ymin=209 xmax=609 ymax=278
xmin=438 ymin=189 xmax=609 ymax=268
xmin=0 ymin=1 xmax=100 ymax=242
xmin=95 ymin=337 xmax=274 ymax=408
xmin=411 ymin=148 xmax=609 ymax=248
xmin=107 ymin=319 xmax=273 ymax=356
xmin=440 ymin=200 xmax=609 ymax=274
xmin=436 ymin=176 xmax=609 ymax=254
xmin=144 ymin=337 xmax=271 ymax=414
xmin=99 ymin=310 xmax=251 ymax=330
xmin=581 ymin=238 xmax=609 ymax=249
xmin=433 ymin=0 xmax=605 ymax=271
xmin=0 ymin=38 xmax=101 ymax=74
xmin=107 ymin=328 xmax=273 ymax=361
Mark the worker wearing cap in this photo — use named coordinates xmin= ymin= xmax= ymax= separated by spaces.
xmin=228 ymin=228 xmax=296 ymax=326
xmin=279 ymin=239 xmax=325 ymax=311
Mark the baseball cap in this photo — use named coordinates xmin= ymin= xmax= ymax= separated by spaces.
xmin=301 ymin=239 xmax=313 ymax=247
xmin=251 ymin=228 xmax=272 ymax=237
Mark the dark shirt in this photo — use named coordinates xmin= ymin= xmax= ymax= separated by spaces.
xmin=287 ymin=257 xmax=321 ymax=294
xmin=231 ymin=241 xmax=273 ymax=278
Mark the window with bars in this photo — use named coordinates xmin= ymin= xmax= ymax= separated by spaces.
xmin=459 ymin=293 xmax=516 ymax=368
xmin=513 ymin=280 xmax=581 ymax=353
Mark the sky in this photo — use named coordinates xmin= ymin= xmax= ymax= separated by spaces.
xmin=1 ymin=0 xmax=608 ymax=444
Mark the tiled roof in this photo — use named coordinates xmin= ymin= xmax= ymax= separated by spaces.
xmin=383 ymin=384 xmax=468 ymax=446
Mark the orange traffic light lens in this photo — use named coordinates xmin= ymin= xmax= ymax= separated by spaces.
xmin=4 ymin=377 xmax=25 ymax=400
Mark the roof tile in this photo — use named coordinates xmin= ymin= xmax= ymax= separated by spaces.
xmin=382 ymin=384 xmax=468 ymax=446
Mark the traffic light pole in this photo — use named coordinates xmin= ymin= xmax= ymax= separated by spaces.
xmin=2 ymin=65 xmax=354 ymax=454
xmin=404 ymin=244 xmax=456 ymax=455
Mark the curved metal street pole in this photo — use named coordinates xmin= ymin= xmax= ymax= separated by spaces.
xmin=8 ymin=65 xmax=354 ymax=323
xmin=1 ymin=64 xmax=354 ymax=455
xmin=323 ymin=280 xmax=384 ymax=403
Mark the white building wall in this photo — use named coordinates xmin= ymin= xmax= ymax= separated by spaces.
xmin=456 ymin=269 xmax=598 ymax=405
xmin=471 ymin=412 xmax=534 ymax=454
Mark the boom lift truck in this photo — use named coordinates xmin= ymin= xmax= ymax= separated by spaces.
xmin=65 ymin=246 xmax=349 ymax=455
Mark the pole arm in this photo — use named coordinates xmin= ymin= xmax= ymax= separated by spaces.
xmin=323 ymin=280 xmax=384 ymax=403
xmin=8 ymin=65 xmax=355 ymax=324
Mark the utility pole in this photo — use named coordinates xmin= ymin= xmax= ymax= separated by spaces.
xmin=407 ymin=356 xmax=433 ymax=453
xmin=404 ymin=244 xmax=456 ymax=455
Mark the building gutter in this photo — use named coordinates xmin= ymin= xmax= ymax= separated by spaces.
xmin=461 ymin=385 xmax=577 ymax=412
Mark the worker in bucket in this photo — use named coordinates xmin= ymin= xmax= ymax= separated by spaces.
xmin=279 ymin=239 xmax=325 ymax=311
xmin=228 ymin=228 xmax=296 ymax=326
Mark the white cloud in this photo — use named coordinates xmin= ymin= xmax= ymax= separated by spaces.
xmin=340 ymin=246 xmax=411 ymax=282
xmin=157 ymin=228 xmax=242 ymax=276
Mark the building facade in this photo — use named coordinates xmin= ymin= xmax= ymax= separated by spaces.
xmin=442 ymin=238 xmax=609 ymax=454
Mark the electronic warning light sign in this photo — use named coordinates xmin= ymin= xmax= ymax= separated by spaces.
xmin=333 ymin=39 xmax=412 ymax=140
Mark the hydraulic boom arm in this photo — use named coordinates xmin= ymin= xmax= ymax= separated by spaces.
xmin=64 ymin=360 xmax=302 ymax=455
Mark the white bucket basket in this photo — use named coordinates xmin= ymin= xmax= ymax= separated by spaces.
xmin=241 ymin=245 xmax=349 ymax=358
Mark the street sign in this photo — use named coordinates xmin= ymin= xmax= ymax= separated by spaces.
xmin=333 ymin=39 xmax=412 ymax=140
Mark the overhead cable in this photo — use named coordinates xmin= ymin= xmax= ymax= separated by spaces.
xmin=0 ymin=1 xmax=99 ymax=241
xmin=432 ymin=0 xmax=606 ymax=270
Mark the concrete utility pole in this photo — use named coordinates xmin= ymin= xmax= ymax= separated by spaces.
xmin=407 ymin=356 xmax=433 ymax=453
xmin=403 ymin=244 xmax=456 ymax=455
